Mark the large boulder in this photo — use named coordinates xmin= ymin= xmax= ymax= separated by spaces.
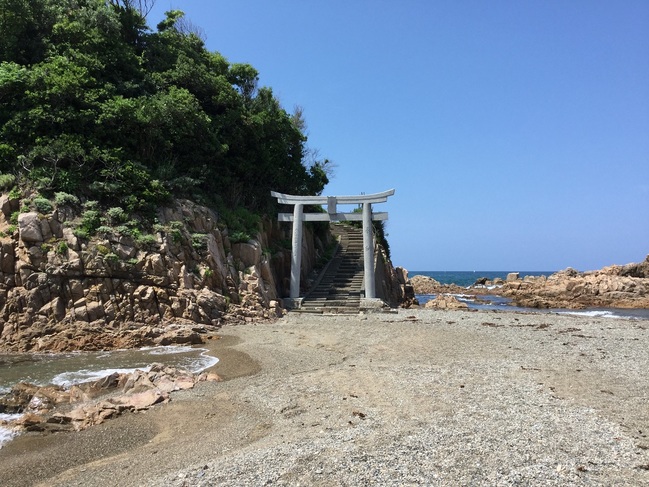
xmin=410 ymin=275 xmax=442 ymax=294
xmin=424 ymin=295 xmax=469 ymax=310
xmin=18 ymin=213 xmax=43 ymax=243
xmin=506 ymin=272 xmax=520 ymax=282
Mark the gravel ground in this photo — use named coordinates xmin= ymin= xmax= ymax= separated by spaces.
xmin=1 ymin=308 xmax=648 ymax=486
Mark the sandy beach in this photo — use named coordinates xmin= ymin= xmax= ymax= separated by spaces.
xmin=1 ymin=308 xmax=648 ymax=486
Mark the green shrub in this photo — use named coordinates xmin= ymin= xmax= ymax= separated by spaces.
xmin=191 ymin=233 xmax=208 ymax=251
xmin=136 ymin=233 xmax=157 ymax=246
xmin=83 ymin=200 xmax=99 ymax=211
xmin=73 ymin=227 xmax=89 ymax=239
xmin=167 ymin=223 xmax=183 ymax=243
xmin=220 ymin=206 xmax=260 ymax=238
xmin=128 ymin=227 xmax=141 ymax=240
xmin=56 ymin=241 xmax=68 ymax=255
xmin=10 ymin=211 xmax=19 ymax=225
xmin=96 ymin=244 xmax=111 ymax=255
xmin=78 ymin=209 xmax=101 ymax=237
xmin=170 ymin=229 xmax=182 ymax=243
xmin=169 ymin=221 xmax=184 ymax=230
xmin=8 ymin=187 xmax=21 ymax=199
xmin=106 ymin=207 xmax=127 ymax=224
xmin=230 ymin=231 xmax=251 ymax=244
xmin=34 ymin=197 xmax=53 ymax=214
xmin=0 ymin=174 xmax=16 ymax=190
xmin=104 ymin=252 xmax=120 ymax=265
xmin=54 ymin=192 xmax=79 ymax=206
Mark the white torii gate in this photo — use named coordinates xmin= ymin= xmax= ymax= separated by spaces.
xmin=271 ymin=189 xmax=395 ymax=307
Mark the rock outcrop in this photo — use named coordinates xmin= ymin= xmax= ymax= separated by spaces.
xmin=0 ymin=193 xmax=331 ymax=352
xmin=423 ymin=294 xmax=468 ymax=310
xmin=0 ymin=364 xmax=222 ymax=434
xmin=409 ymin=275 xmax=472 ymax=296
xmin=393 ymin=267 xmax=418 ymax=308
xmin=408 ymin=256 xmax=649 ymax=310
xmin=500 ymin=259 xmax=649 ymax=309
xmin=373 ymin=245 xmax=413 ymax=307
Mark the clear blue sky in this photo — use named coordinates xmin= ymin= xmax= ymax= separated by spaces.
xmin=149 ymin=0 xmax=649 ymax=272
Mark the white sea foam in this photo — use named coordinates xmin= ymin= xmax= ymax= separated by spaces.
xmin=0 ymin=426 xmax=18 ymax=448
xmin=194 ymin=349 xmax=219 ymax=370
xmin=557 ymin=310 xmax=621 ymax=319
xmin=0 ymin=413 xmax=22 ymax=422
xmin=0 ymin=414 xmax=22 ymax=449
xmin=141 ymin=345 xmax=195 ymax=355
xmin=142 ymin=346 xmax=219 ymax=370
xmin=52 ymin=367 xmax=153 ymax=388
xmin=49 ymin=347 xmax=218 ymax=388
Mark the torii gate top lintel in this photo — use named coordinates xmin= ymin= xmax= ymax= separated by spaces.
xmin=271 ymin=189 xmax=395 ymax=303
xmin=270 ymin=188 xmax=395 ymax=206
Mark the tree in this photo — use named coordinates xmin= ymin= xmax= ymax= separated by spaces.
xmin=107 ymin=0 xmax=156 ymax=18
xmin=0 ymin=0 xmax=53 ymax=65
xmin=0 ymin=0 xmax=331 ymax=217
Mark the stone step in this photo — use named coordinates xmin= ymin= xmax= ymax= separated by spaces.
xmin=299 ymin=223 xmax=368 ymax=314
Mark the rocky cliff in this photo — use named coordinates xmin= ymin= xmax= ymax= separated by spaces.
xmin=373 ymin=244 xmax=414 ymax=308
xmin=0 ymin=193 xmax=334 ymax=353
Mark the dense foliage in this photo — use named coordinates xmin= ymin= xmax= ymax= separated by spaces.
xmin=0 ymin=0 xmax=329 ymax=215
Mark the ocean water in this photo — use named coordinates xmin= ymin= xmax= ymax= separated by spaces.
xmin=411 ymin=270 xmax=649 ymax=321
xmin=0 ymin=345 xmax=219 ymax=394
xmin=409 ymin=270 xmax=555 ymax=287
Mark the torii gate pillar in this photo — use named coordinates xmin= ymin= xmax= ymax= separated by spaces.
xmin=290 ymin=203 xmax=303 ymax=299
xmin=362 ymin=202 xmax=375 ymax=299
xmin=271 ymin=189 xmax=395 ymax=308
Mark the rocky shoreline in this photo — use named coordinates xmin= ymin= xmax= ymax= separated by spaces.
xmin=0 ymin=329 xmax=255 ymax=455
xmin=1 ymin=362 xmax=222 ymax=439
xmin=410 ymin=255 xmax=649 ymax=311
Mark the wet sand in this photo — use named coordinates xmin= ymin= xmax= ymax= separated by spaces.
xmin=1 ymin=309 xmax=648 ymax=486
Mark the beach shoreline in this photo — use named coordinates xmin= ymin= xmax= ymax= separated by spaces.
xmin=1 ymin=308 xmax=648 ymax=486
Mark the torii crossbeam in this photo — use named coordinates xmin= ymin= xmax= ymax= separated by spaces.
xmin=271 ymin=189 xmax=395 ymax=308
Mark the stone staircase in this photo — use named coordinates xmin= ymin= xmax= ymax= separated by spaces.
xmin=297 ymin=223 xmax=365 ymax=314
